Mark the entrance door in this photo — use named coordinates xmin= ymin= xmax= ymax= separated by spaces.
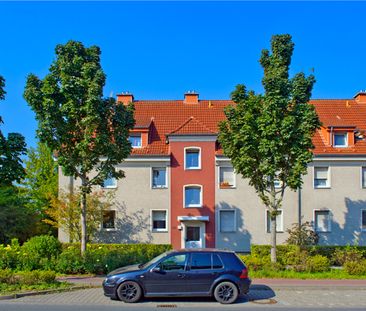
xmin=183 ymin=222 xmax=205 ymax=248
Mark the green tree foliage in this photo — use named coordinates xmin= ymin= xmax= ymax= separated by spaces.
xmin=0 ymin=75 xmax=27 ymax=186
xmin=219 ymin=34 xmax=321 ymax=262
xmin=285 ymin=222 xmax=319 ymax=246
xmin=22 ymin=142 xmax=58 ymax=235
xmin=24 ymin=41 xmax=135 ymax=253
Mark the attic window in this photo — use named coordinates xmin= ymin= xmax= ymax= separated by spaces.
xmin=129 ymin=134 xmax=142 ymax=148
xmin=333 ymin=133 xmax=347 ymax=147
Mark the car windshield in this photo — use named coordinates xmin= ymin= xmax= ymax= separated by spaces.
xmin=139 ymin=252 xmax=167 ymax=269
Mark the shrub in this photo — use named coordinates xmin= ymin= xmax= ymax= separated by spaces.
xmin=38 ymin=270 xmax=56 ymax=283
xmin=240 ymin=254 xmax=271 ymax=271
xmin=305 ymin=255 xmax=330 ymax=272
xmin=344 ymin=260 xmax=366 ymax=276
xmin=0 ymin=269 xmax=13 ymax=283
xmin=332 ymin=246 xmax=364 ymax=266
xmin=286 ymin=222 xmax=319 ymax=246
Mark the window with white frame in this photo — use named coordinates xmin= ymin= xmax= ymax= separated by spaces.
xmin=184 ymin=186 xmax=202 ymax=207
xmin=266 ymin=210 xmax=283 ymax=233
xmin=185 ymin=148 xmax=200 ymax=169
xmin=152 ymin=167 xmax=167 ymax=188
xmin=219 ymin=167 xmax=235 ymax=188
xmin=362 ymin=167 xmax=366 ymax=188
xmin=314 ymin=210 xmax=331 ymax=232
xmin=129 ymin=134 xmax=142 ymax=148
xmin=334 ymin=132 xmax=348 ymax=147
xmin=314 ymin=167 xmax=330 ymax=188
xmin=102 ymin=211 xmax=116 ymax=229
xmin=151 ymin=210 xmax=167 ymax=231
xmin=102 ymin=176 xmax=117 ymax=188
xmin=219 ymin=210 xmax=236 ymax=232
xmin=362 ymin=210 xmax=366 ymax=231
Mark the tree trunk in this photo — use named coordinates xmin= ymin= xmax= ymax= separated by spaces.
xmin=270 ymin=214 xmax=277 ymax=263
xmin=80 ymin=178 xmax=87 ymax=255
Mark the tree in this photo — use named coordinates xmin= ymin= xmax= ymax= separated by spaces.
xmin=22 ymin=142 xmax=58 ymax=235
xmin=218 ymin=34 xmax=321 ymax=263
xmin=45 ymin=190 xmax=112 ymax=243
xmin=24 ymin=41 xmax=135 ymax=253
xmin=0 ymin=75 xmax=27 ymax=186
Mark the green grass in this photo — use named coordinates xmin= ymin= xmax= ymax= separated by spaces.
xmin=0 ymin=282 xmax=72 ymax=296
xmin=250 ymin=269 xmax=366 ymax=279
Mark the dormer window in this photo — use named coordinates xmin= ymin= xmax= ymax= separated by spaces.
xmin=333 ymin=132 xmax=348 ymax=147
xmin=129 ymin=134 xmax=142 ymax=148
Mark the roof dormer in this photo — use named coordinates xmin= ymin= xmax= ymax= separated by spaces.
xmin=321 ymin=126 xmax=356 ymax=148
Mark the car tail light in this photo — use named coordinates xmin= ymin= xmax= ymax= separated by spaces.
xmin=239 ymin=267 xmax=248 ymax=279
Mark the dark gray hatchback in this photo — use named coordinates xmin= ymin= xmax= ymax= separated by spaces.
xmin=103 ymin=248 xmax=251 ymax=304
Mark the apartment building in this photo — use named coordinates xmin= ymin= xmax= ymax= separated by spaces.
xmin=59 ymin=91 xmax=366 ymax=251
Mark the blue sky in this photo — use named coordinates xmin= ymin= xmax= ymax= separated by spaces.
xmin=1 ymin=1 xmax=366 ymax=149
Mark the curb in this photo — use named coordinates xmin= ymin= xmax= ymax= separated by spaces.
xmin=0 ymin=285 xmax=101 ymax=301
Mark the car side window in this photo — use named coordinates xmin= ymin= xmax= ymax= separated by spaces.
xmin=159 ymin=254 xmax=187 ymax=271
xmin=212 ymin=254 xmax=224 ymax=269
xmin=190 ymin=253 xmax=212 ymax=270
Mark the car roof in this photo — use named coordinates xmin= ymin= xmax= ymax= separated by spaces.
xmin=169 ymin=248 xmax=235 ymax=254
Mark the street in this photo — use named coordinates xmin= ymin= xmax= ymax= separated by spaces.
xmin=0 ymin=285 xmax=366 ymax=311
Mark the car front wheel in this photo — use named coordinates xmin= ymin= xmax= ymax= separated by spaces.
xmin=214 ymin=281 xmax=239 ymax=304
xmin=117 ymin=281 xmax=142 ymax=303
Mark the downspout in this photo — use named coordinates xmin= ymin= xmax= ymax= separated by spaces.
xmin=330 ymin=126 xmax=334 ymax=146
xmin=298 ymin=187 xmax=302 ymax=226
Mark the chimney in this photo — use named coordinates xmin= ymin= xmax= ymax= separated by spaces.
xmin=117 ymin=92 xmax=134 ymax=105
xmin=184 ymin=91 xmax=199 ymax=104
xmin=354 ymin=90 xmax=366 ymax=103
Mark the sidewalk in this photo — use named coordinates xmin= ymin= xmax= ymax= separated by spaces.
xmin=57 ymin=276 xmax=366 ymax=290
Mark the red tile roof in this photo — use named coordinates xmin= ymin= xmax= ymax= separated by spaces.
xmin=129 ymin=98 xmax=366 ymax=156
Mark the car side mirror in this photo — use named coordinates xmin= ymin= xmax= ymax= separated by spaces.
xmin=151 ymin=266 xmax=162 ymax=273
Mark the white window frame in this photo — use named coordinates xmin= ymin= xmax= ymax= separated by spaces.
xmin=102 ymin=177 xmax=117 ymax=189
xmin=333 ymin=132 xmax=348 ymax=148
xmin=265 ymin=209 xmax=284 ymax=233
xmin=218 ymin=166 xmax=236 ymax=189
xmin=150 ymin=209 xmax=168 ymax=232
xmin=361 ymin=167 xmax=366 ymax=189
xmin=129 ymin=134 xmax=142 ymax=148
xmin=102 ymin=210 xmax=116 ymax=231
xmin=183 ymin=184 xmax=203 ymax=208
xmin=361 ymin=209 xmax=366 ymax=232
xmin=313 ymin=166 xmax=331 ymax=189
xmin=313 ymin=209 xmax=332 ymax=233
xmin=218 ymin=209 xmax=237 ymax=233
xmin=184 ymin=147 xmax=201 ymax=170
xmin=151 ymin=167 xmax=168 ymax=189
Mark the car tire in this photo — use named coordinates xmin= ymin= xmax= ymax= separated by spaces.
xmin=213 ymin=281 xmax=239 ymax=304
xmin=117 ymin=281 xmax=142 ymax=303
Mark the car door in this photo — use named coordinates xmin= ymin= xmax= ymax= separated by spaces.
xmin=142 ymin=253 xmax=190 ymax=295
xmin=186 ymin=252 xmax=221 ymax=294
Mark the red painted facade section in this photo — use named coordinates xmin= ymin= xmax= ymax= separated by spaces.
xmin=170 ymin=140 xmax=216 ymax=249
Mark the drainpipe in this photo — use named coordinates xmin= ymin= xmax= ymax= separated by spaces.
xmin=298 ymin=187 xmax=302 ymax=226
xmin=330 ymin=126 xmax=334 ymax=146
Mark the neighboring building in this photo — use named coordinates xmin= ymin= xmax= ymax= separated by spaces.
xmin=59 ymin=91 xmax=366 ymax=251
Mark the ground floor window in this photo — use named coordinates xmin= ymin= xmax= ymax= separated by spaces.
xmin=266 ymin=210 xmax=283 ymax=233
xmin=362 ymin=210 xmax=366 ymax=231
xmin=314 ymin=210 xmax=331 ymax=232
xmin=219 ymin=210 xmax=236 ymax=232
xmin=102 ymin=210 xmax=116 ymax=229
xmin=151 ymin=210 xmax=167 ymax=231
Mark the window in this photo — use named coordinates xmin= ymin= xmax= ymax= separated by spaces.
xmin=159 ymin=254 xmax=187 ymax=271
xmin=362 ymin=167 xmax=366 ymax=188
xmin=219 ymin=167 xmax=235 ymax=188
xmin=212 ymin=254 xmax=224 ymax=269
xmin=219 ymin=210 xmax=236 ymax=232
xmin=334 ymin=133 xmax=348 ymax=147
xmin=314 ymin=167 xmax=330 ymax=188
xmin=102 ymin=211 xmax=116 ymax=229
xmin=129 ymin=134 xmax=142 ymax=148
xmin=266 ymin=210 xmax=283 ymax=233
xmin=314 ymin=210 xmax=331 ymax=232
xmin=185 ymin=148 xmax=200 ymax=169
xmin=152 ymin=167 xmax=167 ymax=188
xmin=190 ymin=253 xmax=212 ymax=270
xmin=362 ymin=210 xmax=366 ymax=231
xmin=151 ymin=210 xmax=167 ymax=232
xmin=184 ymin=186 xmax=202 ymax=207
xmin=103 ymin=176 xmax=117 ymax=188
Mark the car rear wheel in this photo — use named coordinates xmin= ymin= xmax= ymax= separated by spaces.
xmin=117 ymin=281 xmax=142 ymax=303
xmin=214 ymin=281 xmax=239 ymax=304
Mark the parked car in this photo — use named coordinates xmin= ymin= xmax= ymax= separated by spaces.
xmin=103 ymin=248 xmax=251 ymax=304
